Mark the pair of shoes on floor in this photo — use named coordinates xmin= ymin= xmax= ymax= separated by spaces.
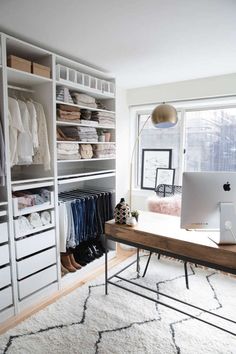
xmin=72 ymin=239 xmax=106 ymax=266
xmin=61 ymin=252 xmax=82 ymax=273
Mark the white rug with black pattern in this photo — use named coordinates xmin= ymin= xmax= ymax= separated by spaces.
xmin=1 ymin=255 xmax=236 ymax=354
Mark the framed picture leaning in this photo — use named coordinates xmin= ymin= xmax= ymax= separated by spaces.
xmin=141 ymin=149 xmax=172 ymax=190
xmin=155 ymin=168 xmax=175 ymax=189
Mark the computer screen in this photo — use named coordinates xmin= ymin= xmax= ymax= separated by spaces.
xmin=181 ymin=172 xmax=236 ymax=244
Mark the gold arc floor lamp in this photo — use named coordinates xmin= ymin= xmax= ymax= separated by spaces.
xmin=129 ymin=103 xmax=178 ymax=211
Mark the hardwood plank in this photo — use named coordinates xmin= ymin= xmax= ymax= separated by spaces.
xmin=105 ymin=212 xmax=236 ymax=270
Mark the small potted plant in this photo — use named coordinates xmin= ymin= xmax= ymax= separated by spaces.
xmin=131 ymin=210 xmax=139 ymax=222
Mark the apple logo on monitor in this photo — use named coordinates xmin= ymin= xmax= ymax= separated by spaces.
xmin=223 ymin=182 xmax=231 ymax=191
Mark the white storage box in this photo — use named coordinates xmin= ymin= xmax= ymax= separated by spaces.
xmin=14 ymin=210 xmax=55 ymax=238
xmin=17 ymin=247 xmax=56 ymax=280
xmin=84 ymin=74 xmax=90 ymax=87
xmin=0 ymin=287 xmax=13 ymax=311
xmin=69 ymin=68 xmax=76 ymax=82
xmin=90 ymin=77 xmax=96 ymax=89
xmin=0 ymin=244 xmax=9 ymax=266
xmin=77 ymin=71 xmax=84 ymax=85
xmin=12 ymin=191 xmax=54 ymax=217
xmin=15 ymin=229 xmax=56 ymax=259
xmin=18 ymin=265 xmax=57 ymax=300
xmin=0 ymin=266 xmax=11 ymax=289
xmin=56 ymin=64 xmax=68 ymax=81
xmin=0 ymin=222 xmax=8 ymax=244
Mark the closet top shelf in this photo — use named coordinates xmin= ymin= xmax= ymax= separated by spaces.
xmin=56 ymin=120 xmax=115 ymax=130
xmin=57 ymin=141 xmax=115 ymax=144
xmin=57 ymin=157 xmax=115 ymax=163
xmin=56 ymin=100 xmax=115 ymax=114
xmin=56 ymin=80 xmax=115 ymax=99
xmin=7 ymin=67 xmax=52 ymax=86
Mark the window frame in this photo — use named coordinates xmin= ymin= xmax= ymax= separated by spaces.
xmin=133 ymin=99 xmax=236 ymax=190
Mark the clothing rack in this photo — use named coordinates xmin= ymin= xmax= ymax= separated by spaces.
xmin=8 ymin=85 xmax=35 ymax=93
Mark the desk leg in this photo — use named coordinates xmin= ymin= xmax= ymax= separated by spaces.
xmin=136 ymin=248 xmax=140 ymax=278
xmin=105 ymin=236 xmax=108 ymax=295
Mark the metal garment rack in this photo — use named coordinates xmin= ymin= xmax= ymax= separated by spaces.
xmin=104 ymin=236 xmax=236 ymax=337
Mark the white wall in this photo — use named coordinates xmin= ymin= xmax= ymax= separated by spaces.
xmin=116 ymin=73 xmax=236 ymax=211
xmin=115 ymin=86 xmax=130 ymax=204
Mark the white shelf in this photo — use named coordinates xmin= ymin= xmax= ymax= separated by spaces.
xmin=56 ymin=100 xmax=115 ymax=114
xmin=11 ymin=177 xmax=54 ymax=186
xmin=14 ymin=223 xmax=55 ymax=239
xmin=57 ymin=141 xmax=115 ymax=144
xmin=56 ymin=120 xmax=115 ymax=130
xmin=12 ymin=181 xmax=54 ymax=192
xmin=58 ymin=172 xmax=115 ymax=185
xmin=56 ymin=80 xmax=115 ymax=99
xmin=58 ymin=169 xmax=115 ymax=180
xmin=57 ymin=157 xmax=115 ymax=163
xmin=0 ymin=210 xmax=7 ymax=217
xmin=7 ymin=67 xmax=52 ymax=86
xmin=0 ymin=201 xmax=8 ymax=207
xmin=13 ymin=203 xmax=54 ymax=217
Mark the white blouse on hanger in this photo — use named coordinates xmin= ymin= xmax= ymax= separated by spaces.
xmin=17 ymin=100 xmax=33 ymax=165
xmin=33 ymin=102 xmax=51 ymax=171
xmin=27 ymin=101 xmax=38 ymax=149
xmin=8 ymin=97 xmax=24 ymax=166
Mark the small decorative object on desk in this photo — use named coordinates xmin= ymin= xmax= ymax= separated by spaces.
xmin=114 ymin=198 xmax=130 ymax=224
xmin=126 ymin=216 xmax=137 ymax=227
xmin=131 ymin=210 xmax=139 ymax=222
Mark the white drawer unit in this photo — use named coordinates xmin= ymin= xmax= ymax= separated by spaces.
xmin=0 ymin=222 xmax=8 ymax=244
xmin=17 ymin=247 xmax=56 ymax=280
xmin=12 ymin=191 xmax=54 ymax=217
xmin=0 ymin=286 xmax=13 ymax=311
xmin=0 ymin=244 xmax=10 ymax=266
xmin=0 ymin=266 xmax=11 ymax=289
xmin=18 ymin=265 xmax=57 ymax=300
xmin=15 ymin=229 xmax=56 ymax=259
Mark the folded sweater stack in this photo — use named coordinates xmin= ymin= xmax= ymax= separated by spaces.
xmin=57 ymin=142 xmax=81 ymax=160
xmin=59 ymin=126 xmax=98 ymax=142
xmin=92 ymin=144 xmax=116 ymax=158
xmin=71 ymin=92 xmax=97 ymax=108
xmin=56 ymin=87 xmax=74 ymax=104
xmin=91 ymin=111 xmax=115 ymax=127
xmin=79 ymin=144 xmax=93 ymax=159
xmin=57 ymin=104 xmax=81 ymax=121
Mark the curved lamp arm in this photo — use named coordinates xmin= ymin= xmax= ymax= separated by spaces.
xmin=129 ymin=115 xmax=150 ymax=210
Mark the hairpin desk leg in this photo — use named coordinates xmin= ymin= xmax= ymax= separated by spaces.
xmin=105 ymin=236 xmax=108 ymax=295
xmin=137 ymin=248 xmax=140 ymax=278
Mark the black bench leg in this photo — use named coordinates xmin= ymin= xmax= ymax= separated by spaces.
xmin=158 ymin=253 xmax=161 ymax=260
xmin=184 ymin=262 xmax=189 ymax=289
xmin=142 ymin=252 xmax=153 ymax=277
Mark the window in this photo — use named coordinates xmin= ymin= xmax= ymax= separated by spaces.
xmin=136 ymin=102 xmax=236 ymax=189
xmin=137 ymin=113 xmax=182 ymax=187
xmin=185 ymin=108 xmax=236 ymax=172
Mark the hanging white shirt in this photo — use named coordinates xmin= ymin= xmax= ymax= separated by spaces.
xmin=17 ymin=100 xmax=33 ymax=165
xmin=8 ymin=97 xmax=25 ymax=166
xmin=27 ymin=101 xmax=38 ymax=149
xmin=33 ymin=102 xmax=51 ymax=171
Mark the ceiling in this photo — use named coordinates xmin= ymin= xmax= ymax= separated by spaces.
xmin=0 ymin=0 xmax=236 ymax=88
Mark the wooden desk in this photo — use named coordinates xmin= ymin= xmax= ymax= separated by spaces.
xmin=104 ymin=212 xmax=236 ymax=336
xmin=105 ymin=211 xmax=236 ymax=274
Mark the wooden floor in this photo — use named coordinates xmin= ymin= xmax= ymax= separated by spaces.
xmin=0 ymin=246 xmax=134 ymax=335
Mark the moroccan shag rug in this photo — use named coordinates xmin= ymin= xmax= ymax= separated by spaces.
xmin=0 ymin=255 xmax=236 ymax=354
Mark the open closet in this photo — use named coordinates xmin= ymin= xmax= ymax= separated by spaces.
xmin=0 ymin=32 xmax=116 ymax=326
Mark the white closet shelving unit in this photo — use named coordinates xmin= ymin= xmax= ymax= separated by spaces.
xmin=0 ymin=32 xmax=116 ymax=327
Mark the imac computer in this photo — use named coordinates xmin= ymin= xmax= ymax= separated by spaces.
xmin=181 ymin=172 xmax=236 ymax=245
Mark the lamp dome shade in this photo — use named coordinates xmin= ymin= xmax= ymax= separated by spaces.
xmin=151 ymin=104 xmax=178 ymax=128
